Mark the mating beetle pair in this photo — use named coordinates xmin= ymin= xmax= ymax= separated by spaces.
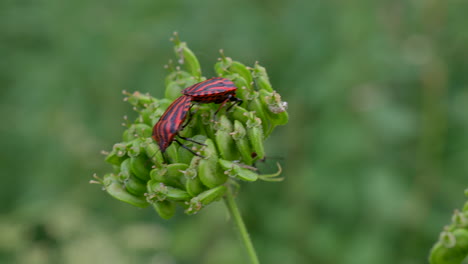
xmin=152 ymin=77 xmax=242 ymax=156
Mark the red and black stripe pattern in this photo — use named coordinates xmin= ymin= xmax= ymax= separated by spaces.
xmin=152 ymin=77 xmax=241 ymax=154
xmin=152 ymin=95 xmax=192 ymax=152
xmin=182 ymin=77 xmax=238 ymax=104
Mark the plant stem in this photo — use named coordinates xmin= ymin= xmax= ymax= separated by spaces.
xmin=224 ymin=186 xmax=260 ymax=264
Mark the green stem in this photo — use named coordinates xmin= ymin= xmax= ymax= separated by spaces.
xmin=224 ymin=186 xmax=260 ymax=264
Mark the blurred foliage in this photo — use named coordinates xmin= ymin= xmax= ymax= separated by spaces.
xmin=1 ymin=0 xmax=468 ymax=263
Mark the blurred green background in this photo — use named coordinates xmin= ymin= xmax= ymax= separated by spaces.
xmin=1 ymin=0 xmax=468 ymax=263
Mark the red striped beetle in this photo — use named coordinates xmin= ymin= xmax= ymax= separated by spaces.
xmin=152 ymin=95 xmax=205 ymax=157
xmin=182 ymin=77 xmax=242 ymax=112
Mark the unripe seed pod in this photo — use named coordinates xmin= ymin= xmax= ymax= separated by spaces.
xmin=119 ymin=158 xmax=132 ymax=181
xmin=229 ymin=105 xmax=249 ymax=124
xmin=152 ymin=200 xmax=176 ymax=220
xmin=197 ymin=107 xmax=217 ymax=139
xmin=452 ymin=210 xmax=468 ymax=228
xmin=123 ymin=124 xmax=152 ymax=142
xmin=185 ymin=185 xmax=227 ymax=215
xmin=215 ymin=115 xmax=239 ymax=161
xmin=177 ymin=135 xmax=205 ymax=165
xmin=165 ymin=82 xmax=184 ymax=101
xmin=258 ymin=89 xmax=289 ymax=128
xmin=164 ymin=144 xmax=179 ymax=164
xmin=215 ymin=54 xmax=253 ymax=86
xmin=105 ymin=143 xmax=128 ymax=166
xmin=173 ymin=40 xmax=202 ymax=77
xmin=127 ymin=139 xmax=143 ymax=158
xmin=251 ymin=62 xmax=274 ymax=93
xmin=150 ymin=163 xmax=188 ymax=189
xmin=246 ymin=116 xmax=265 ymax=160
xmin=247 ymin=91 xmax=270 ymax=135
xmin=102 ymin=173 xmax=149 ymax=208
xmin=125 ymin=174 xmax=147 ymax=196
xmin=126 ymin=91 xmax=156 ymax=108
xmin=198 ymin=139 xmax=227 ymax=188
xmin=218 ymin=159 xmax=258 ymax=182
xmin=147 ymin=180 xmax=191 ymax=201
xmin=165 ymin=76 xmax=200 ymax=101
xmin=143 ymin=139 xmax=164 ymax=167
xmin=219 ymin=73 xmax=253 ymax=102
xmin=185 ymin=173 xmax=205 ymax=197
xmin=138 ymin=108 xmax=156 ymax=127
xmin=130 ymin=155 xmax=151 ymax=182
xmin=184 ymin=157 xmax=205 ymax=196
xmin=158 ymin=98 xmax=173 ymax=110
xmin=177 ymin=143 xmax=195 ymax=165
xmin=429 ymin=229 xmax=468 ymax=264
xmin=232 ymin=121 xmax=254 ymax=165
xmin=229 ymin=61 xmax=253 ymax=86
xmin=164 ymin=70 xmax=192 ymax=87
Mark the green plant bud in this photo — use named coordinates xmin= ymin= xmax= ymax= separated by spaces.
xmin=221 ymin=73 xmax=253 ymax=102
xmin=182 ymin=158 xmax=204 ymax=196
xmin=130 ymin=155 xmax=151 ymax=182
xmin=198 ymin=139 xmax=227 ymax=188
xmin=452 ymin=210 xmax=468 ymax=228
xmin=429 ymin=229 xmax=468 ymax=264
xmin=246 ymin=116 xmax=265 ymax=160
xmin=185 ymin=185 xmax=227 ymax=215
xmin=105 ymin=143 xmax=128 ymax=165
xmin=119 ymin=158 xmax=132 ymax=181
xmin=251 ymin=63 xmax=274 ymax=93
xmin=247 ymin=91 xmax=270 ymax=134
xmin=182 ymin=112 xmax=202 ymax=136
xmin=232 ymin=120 xmax=254 ymax=165
xmin=157 ymin=98 xmax=173 ymax=109
xmin=214 ymin=53 xmax=232 ymax=75
xmin=125 ymin=174 xmax=147 ymax=196
xmin=165 ymin=77 xmax=201 ymax=101
xmin=143 ymin=139 xmax=165 ymax=167
xmin=229 ymin=61 xmax=253 ymax=86
xmin=102 ymin=173 xmax=149 ymax=208
xmin=127 ymin=139 xmax=143 ymax=158
xmin=196 ymin=107 xmax=217 ymax=139
xmin=229 ymin=105 xmax=249 ymax=124
xmin=164 ymin=70 xmax=193 ymax=87
xmin=165 ymin=82 xmax=183 ymax=101
xmin=138 ymin=108 xmax=156 ymax=127
xmin=125 ymin=91 xmax=156 ymax=108
xmin=185 ymin=173 xmax=205 ymax=197
xmin=152 ymin=200 xmax=176 ymax=220
xmin=218 ymin=159 xmax=258 ymax=182
xmin=214 ymin=53 xmax=253 ymax=86
xmin=147 ymin=180 xmax=191 ymax=201
xmin=177 ymin=143 xmax=195 ymax=165
xmin=173 ymin=39 xmax=202 ymax=77
xmin=150 ymin=164 xmax=187 ymax=189
xmin=215 ymin=115 xmax=239 ymax=161
xmin=177 ymin=135 xmax=206 ymax=164
xmin=258 ymin=89 xmax=289 ymax=128
xmin=164 ymin=144 xmax=179 ymax=164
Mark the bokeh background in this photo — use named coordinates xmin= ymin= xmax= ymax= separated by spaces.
xmin=1 ymin=0 xmax=468 ymax=263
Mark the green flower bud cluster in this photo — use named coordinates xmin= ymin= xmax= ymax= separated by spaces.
xmin=429 ymin=189 xmax=468 ymax=264
xmin=92 ymin=32 xmax=288 ymax=219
